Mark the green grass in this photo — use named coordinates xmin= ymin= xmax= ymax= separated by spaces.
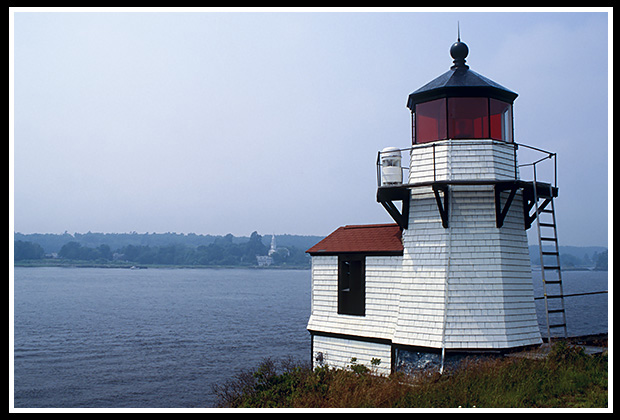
xmin=213 ymin=341 xmax=607 ymax=408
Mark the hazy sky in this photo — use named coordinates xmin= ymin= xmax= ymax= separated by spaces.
xmin=10 ymin=8 xmax=611 ymax=246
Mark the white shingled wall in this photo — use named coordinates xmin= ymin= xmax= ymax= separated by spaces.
xmin=312 ymin=334 xmax=392 ymax=376
xmin=441 ymin=186 xmax=541 ymax=349
xmin=307 ymin=255 xmax=401 ymax=375
xmin=394 ymin=186 xmax=449 ymax=348
xmin=307 ymin=139 xmax=542 ymax=371
xmin=395 ymin=140 xmax=541 ymax=349
xmin=409 ymin=139 xmax=517 ymax=183
xmin=307 ymin=255 xmax=402 ymax=340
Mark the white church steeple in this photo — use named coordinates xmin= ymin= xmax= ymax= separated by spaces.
xmin=268 ymin=234 xmax=277 ymax=256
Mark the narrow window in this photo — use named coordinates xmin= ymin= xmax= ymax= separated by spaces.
xmin=338 ymin=255 xmax=365 ymax=316
xmin=447 ymin=97 xmax=489 ymax=139
xmin=490 ymin=98 xmax=513 ymax=142
xmin=415 ymin=98 xmax=447 ymax=143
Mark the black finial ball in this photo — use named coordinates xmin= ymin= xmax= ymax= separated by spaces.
xmin=450 ymin=40 xmax=468 ymax=61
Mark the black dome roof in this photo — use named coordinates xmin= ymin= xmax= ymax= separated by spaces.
xmin=407 ymin=40 xmax=518 ymax=111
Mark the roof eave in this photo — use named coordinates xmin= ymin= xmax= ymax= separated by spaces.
xmin=407 ymin=86 xmax=518 ymax=110
xmin=307 ymin=250 xmax=404 ymax=257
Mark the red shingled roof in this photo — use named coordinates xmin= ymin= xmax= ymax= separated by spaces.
xmin=306 ymin=223 xmax=403 ymax=255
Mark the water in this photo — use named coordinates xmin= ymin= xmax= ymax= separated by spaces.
xmin=531 ymin=269 xmax=608 ymax=338
xmin=12 ymin=267 xmax=607 ymax=408
xmin=13 ymin=267 xmax=311 ymax=408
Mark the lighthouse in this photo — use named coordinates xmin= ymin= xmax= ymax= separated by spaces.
xmin=306 ymin=37 xmax=564 ymax=375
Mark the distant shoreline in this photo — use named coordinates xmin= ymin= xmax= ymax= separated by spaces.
xmin=13 ymin=260 xmax=311 ymax=270
xmin=15 ymin=260 xmax=608 ymax=272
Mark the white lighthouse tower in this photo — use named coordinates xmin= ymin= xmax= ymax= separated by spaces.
xmin=307 ymin=37 xmax=564 ymax=374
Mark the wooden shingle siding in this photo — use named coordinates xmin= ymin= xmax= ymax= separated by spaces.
xmin=308 ymin=183 xmax=541 ymax=352
xmin=409 ymin=140 xmax=517 ymax=183
xmin=396 ymin=188 xmax=449 ymax=348
xmin=393 ymin=145 xmax=540 ymax=350
xmin=397 ymin=182 xmax=540 ymax=349
xmin=307 ymin=255 xmax=402 ymax=341
xmin=312 ymin=334 xmax=392 ymax=376
xmin=307 ymin=140 xmax=542 ymax=368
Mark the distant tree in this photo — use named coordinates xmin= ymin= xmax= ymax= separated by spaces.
xmin=560 ymin=253 xmax=582 ymax=268
xmin=594 ymin=250 xmax=607 ymax=271
xmin=196 ymin=244 xmax=223 ymax=265
xmin=58 ymin=241 xmax=83 ymax=260
xmin=245 ymin=231 xmax=268 ymax=259
xmin=14 ymin=240 xmax=44 ymax=260
xmin=58 ymin=241 xmax=113 ymax=261
xmin=215 ymin=234 xmax=234 ymax=246
xmin=97 ymin=244 xmax=112 ymax=261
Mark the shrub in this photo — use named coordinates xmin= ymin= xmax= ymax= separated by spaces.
xmin=213 ymin=342 xmax=607 ymax=408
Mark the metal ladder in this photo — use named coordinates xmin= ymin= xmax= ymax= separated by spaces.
xmin=532 ymin=166 xmax=568 ymax=342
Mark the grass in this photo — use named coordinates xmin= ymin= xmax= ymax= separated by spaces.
xmin=212 ymin=341 xmax=607 ymax=408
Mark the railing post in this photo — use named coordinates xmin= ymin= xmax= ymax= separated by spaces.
xmin=433 ymin=143 xmax=436 ymax=182
xmin=376 ymin=150 xmax=381 ymax=187
xmin=514 ymin=142 xmax=518 ymax=180
xmin=554 ymin=153 xmax=557 ymax=189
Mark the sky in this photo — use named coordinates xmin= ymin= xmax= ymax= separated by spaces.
xmin=10 ymin=8 xmax=611 ymax=247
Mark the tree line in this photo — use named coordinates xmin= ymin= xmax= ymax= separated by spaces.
xmin=529 ymin=246 xmax=608 ymax=271
xmin=14 ymin=231 xmax=310 ymax=268
xmin=14 ymin=232 xmax=607 ymax=270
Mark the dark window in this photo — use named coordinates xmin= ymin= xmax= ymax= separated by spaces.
xmin=415 ymin=98 xmax=447 ymax=143
xmin=490 ymin=98 xmax=513 ymax=142
xmin=448 ymin=97 xmax=489 ymax=139
xmin=338 ymin=255 xmax=365 ymax=316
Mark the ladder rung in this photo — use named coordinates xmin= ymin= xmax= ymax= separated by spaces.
xmin=539 ymin=223 xmax=556 ymax=227
xmin=549 ymin=323 xmax=567 ymax=329
xmin=542 ymin=266 xmax=561 ymax=271
xmin=539 ymin=209 xmax=554 ymax=214
xmin=543 ymin=281 xmax=562 ymax=285
xmin=542 ymin=251 xmax=559 ymax=256
xmin=540 ymin=237 xmax=557 ymax=241
xmin=546 ymin=294 xmax=565 ymax=299
xmin=548 ymin=309 xmax=565 ymax=314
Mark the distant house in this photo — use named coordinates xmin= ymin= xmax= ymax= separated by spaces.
xmin=256 ymin=255 xmax=273 ymax=267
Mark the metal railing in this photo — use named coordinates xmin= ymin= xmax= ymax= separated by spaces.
xmin=376 ymin=140 xmax=557 ymax=188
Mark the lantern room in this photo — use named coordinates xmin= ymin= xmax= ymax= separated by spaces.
xmin=407 ymin=39 xmax=517 ymax=144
